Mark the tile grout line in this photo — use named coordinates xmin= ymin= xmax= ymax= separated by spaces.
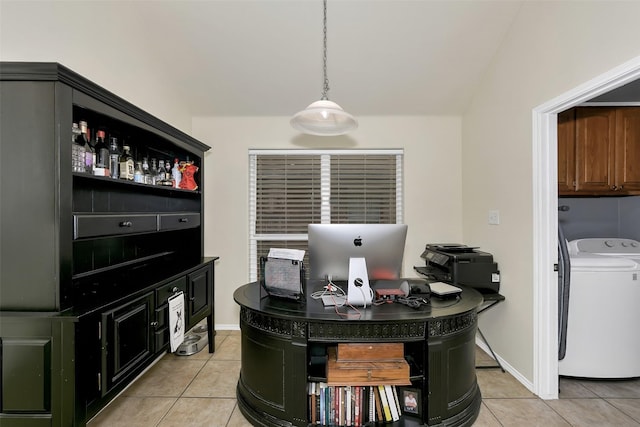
xmin=153 ymin=333 xmax=230 ymax=426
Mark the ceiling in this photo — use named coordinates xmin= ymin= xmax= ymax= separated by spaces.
xmin=128 ymin=0 xmax=525 ymax=117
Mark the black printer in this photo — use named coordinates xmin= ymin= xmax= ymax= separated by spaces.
xmin=415 ymin=243 xmax=500 ymax=293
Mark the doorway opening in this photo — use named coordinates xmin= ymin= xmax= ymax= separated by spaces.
xmin=533 ymin=55 xmax=640 ymax=399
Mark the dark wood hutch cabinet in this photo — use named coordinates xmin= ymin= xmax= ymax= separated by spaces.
xmin=0 ymin=62 xmax=218 ymax=427
xmin=558 ymin=106 xmax=640 ymax=195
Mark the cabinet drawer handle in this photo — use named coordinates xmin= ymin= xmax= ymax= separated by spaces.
xmin=172 ymin=287 xmax=179 ymax=293
xmin=179 ymin=218 xmax=189 ymax=223
xmin=150 ymin=321 xmax=159 ymax=327
xmin=119 ymin=221 xmax=133 ymax=227
xmin=190 ymin=297 xmax=195 ymax=302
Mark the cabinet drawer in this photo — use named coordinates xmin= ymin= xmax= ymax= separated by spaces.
xmin=74 ymin=214 xmax=157 ymax=239
xmin=156 ymin=277 xmax=187 ymax=308
xmin=158 ymin=213 xmax=200 ymax=231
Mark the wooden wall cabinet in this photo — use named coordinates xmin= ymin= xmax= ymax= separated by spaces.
xmin=0 ymin=62 xmax=217 ymax=427
xmin=558 ymin=107 xmax=640 ymax=195
xmin=614 ymin=107 xmax=640 ymax=192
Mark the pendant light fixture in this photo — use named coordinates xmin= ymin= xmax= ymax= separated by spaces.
xmin=291 ymin=0 xmax=358 ymax=136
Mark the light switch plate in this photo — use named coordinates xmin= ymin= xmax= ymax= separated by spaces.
xmin=488 ymin=210 xmax=500 ymax=225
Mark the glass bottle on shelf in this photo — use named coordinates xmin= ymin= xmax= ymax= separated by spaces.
xmin=119 ymin=145 xmax=135 ymax=180
xmin=165 ymin=160 xmax=172 ymax=182
xmin=94 ymin=130 xmax=109 ymax=174
xmin=150 ymin=158 xmax=158 ymax=185
xmin=133 ymin=161 xmax=144 ymax=183
xmin=71 ymin=122 xmax=85 ymax=173
xmin=157 ymin=160 xmax=166 ymax=185
xmin=142 ymin=157 xmax=152 ymax=185
xmin=108 ymin=137 xmax=120 ymax=179
xmin=79 ymin=121 xmax=93 ymax=173
xmin=172 ymin=158 xmax=182 ymax=188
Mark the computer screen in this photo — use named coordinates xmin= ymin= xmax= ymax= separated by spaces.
xmin=308 ymin=223 xmax=408 ymax=281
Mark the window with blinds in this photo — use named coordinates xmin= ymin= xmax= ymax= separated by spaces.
xmin=249 ymin=149 xmax=403 ymax=281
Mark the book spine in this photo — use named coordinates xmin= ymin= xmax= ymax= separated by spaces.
xmin=374 ymin=385 xmax=383 ymax=421
xmin=339 ymin=387 xmax=344 ymax=426
xmin=369 ymin=386 xmax=375 ymax=423
xmin=378 ymin=385 xmax=392 ymax=421
xmin=385 ymin=385 xmax=400 ymax=421
xmin=316 ymin=383 xmax=321 ymax=424
xmin=309 ymin=382 xmax=316 ymax=424
xmin=354 ymin=386 xmax=360 ymax=426
xmin=392 ymin=385 xmax=402 ymax=418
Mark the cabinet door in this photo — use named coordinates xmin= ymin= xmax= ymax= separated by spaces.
xmin=557 ymin=108 xmax=576 ymax=194
xmin=154 ymin=277 xmax=188 ymax=352
xmin=427 ymin=320 xmax=479 ymax=425
xmin=0 ymin=316 xmax=75 ymax=427
xmin=615 ymin=107 xmax=640 ymax=192
xmin=575 ymin=108 xmax=617 ymax=192
xmin=187 ymin=265 xmax=213 ymax=327
xmin=101 ymin=292 xmax=154 ymax=395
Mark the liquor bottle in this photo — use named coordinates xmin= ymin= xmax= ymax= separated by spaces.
xmin=150 ymin=158 xmax=158 ymax=185
xmin=71 ymin=123 xmax=85 ymax=173
xmin=79 ymin=121 xmax=94 ymax=173
xmin=159 ymin=160 xmax=174 ymax=186
xmin=165 ymin=160 xmax=172 ymax=181
xmin=108 ymin=137 xmax=120 ymax=179
xmin=119 ymin=145 xmax=134 ymax=180
xmin=157 ymin=160 xmax=166 ymax=185
xmin=172 ymin=158 xmax=182 ymax=188
xmin=142 ymin=157 xmax=152 ymax=185
xmin=94 ymin=130 xmax=109 ymax=174
xmin=133 ymin=161 xmax=144 ymax=183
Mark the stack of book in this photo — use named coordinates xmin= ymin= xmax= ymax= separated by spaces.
xmin=308 ymin=343 xmax=413 ymax=425
xmin=308 ymin=383 xmax=403 ymax=425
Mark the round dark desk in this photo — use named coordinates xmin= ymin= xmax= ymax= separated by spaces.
xmin=234 ymin=281 xmax=483 ymax=427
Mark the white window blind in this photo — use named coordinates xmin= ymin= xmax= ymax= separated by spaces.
xmin=249 ymin=149 xmax=403 ymax=281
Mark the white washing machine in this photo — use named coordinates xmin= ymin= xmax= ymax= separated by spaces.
xmin=559 ymin=238 xmax=640 ymax=378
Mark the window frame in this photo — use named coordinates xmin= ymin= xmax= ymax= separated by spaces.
xmin=249 ymin=149 xmax=404 ymax=281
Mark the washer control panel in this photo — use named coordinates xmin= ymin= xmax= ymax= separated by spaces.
xmin=569 ymin=238 xmax=640 ymax=255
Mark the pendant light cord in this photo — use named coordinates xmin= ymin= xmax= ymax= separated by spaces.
xmin=290 ymin=0 xmax=357 ymax=136
xmin=322 ymin=0 xmax=330 ymax=101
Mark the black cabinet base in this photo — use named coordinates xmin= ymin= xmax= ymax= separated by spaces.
xmin=237 ymin=382 xmax=297 ymax=427
xmin=233 ymin=282 xmax=484 ymax=427
xmin=434 ymin=385 xmax=481 ymax=427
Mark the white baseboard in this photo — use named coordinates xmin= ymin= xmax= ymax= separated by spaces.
xmin=216 ymin=323 xmax=240 ymax=331
xmin=475 ymin=336 xmax=535 ymax=395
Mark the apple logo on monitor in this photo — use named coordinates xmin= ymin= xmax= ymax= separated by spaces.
xmin=353 ymin=236 xmax=362 ymax=247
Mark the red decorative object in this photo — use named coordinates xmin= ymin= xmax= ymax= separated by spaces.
xmin=179 ymin=162 xmax=199 ymax=191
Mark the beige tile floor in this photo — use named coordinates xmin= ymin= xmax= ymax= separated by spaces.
xmin=88 ymin=330 xmax=640 ymax=427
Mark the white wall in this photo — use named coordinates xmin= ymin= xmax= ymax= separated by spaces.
xmin=0 ymin=0 xmax=464 ymax=333
xmin=10 ymin=0 xmax=639 ymax=394
xmin=0 ymin=0 xmax=192 ymax=132
xmin=462 ymin=1 xmax=640 ymax=383
xmin=193 ymin=116 xmax=463 ymax=327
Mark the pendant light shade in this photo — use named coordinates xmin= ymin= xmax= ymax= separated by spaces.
xmin=290 ymin=100 xmax=357 ymax=136
xmin=291 ymin=0 xmax=357 ymax=136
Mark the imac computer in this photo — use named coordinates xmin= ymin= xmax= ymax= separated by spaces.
xmin=308 ymin=223 xmax=408 ymax=306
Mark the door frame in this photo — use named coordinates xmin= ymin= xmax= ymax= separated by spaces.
xmin=533 ymin=55 xmax=640 ymax=399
